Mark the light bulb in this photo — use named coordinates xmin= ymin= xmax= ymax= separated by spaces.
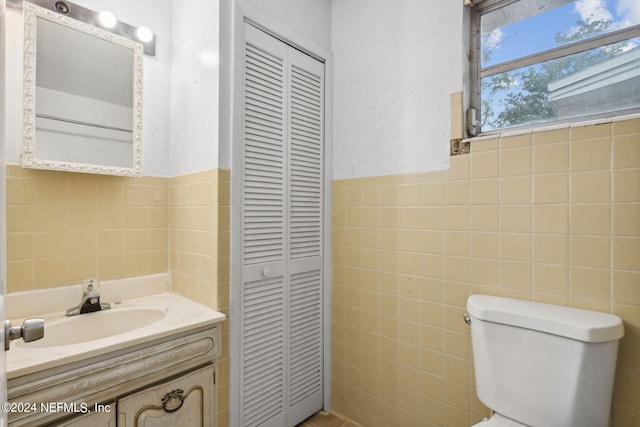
xmin=98 ymin=10 xmax=117 ymax=28
xmin=136 ymin=26 xmax=153 ymax=43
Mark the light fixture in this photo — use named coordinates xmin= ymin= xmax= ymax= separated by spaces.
xmin=98 ymin=10 xmax=117 ymax=29
xmin=136 ymin=26 xmax=154 ymax=43
xmin=6 ymin=0 xmax=157 ymax=56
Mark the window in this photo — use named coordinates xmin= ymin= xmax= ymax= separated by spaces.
xmin=469 ymin=0 xmax=640 ymax=134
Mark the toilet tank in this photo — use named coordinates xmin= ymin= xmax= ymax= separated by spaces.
xmin=467 ymin=295 xmax=624 ymax=427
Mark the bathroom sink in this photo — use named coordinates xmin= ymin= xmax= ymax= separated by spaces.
xmin=5 ymin=274 xmax=227 ymax=427
xmin=15 ymin=306 xmax=166 ymax=348
xmin=7 ymin=276 xmax=227 ymax=379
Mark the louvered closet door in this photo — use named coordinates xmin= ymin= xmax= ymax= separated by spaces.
xmin=240 ymin=23 xmax=324 ymax=427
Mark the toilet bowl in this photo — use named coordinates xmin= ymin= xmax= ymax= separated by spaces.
xmin=466 ymin=294 xmax=624 ymax=427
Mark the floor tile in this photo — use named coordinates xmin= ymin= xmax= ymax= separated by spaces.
xmin=297 ymin=411 xmax=356 ymax=427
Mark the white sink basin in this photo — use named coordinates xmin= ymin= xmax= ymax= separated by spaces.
xmin=15 ymin=307 xmax=167 ymax=348
xmin=7 ymin=281 xmax=226 ymax=380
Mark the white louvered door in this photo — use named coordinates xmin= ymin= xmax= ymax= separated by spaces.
xmin=239 ymin=23 xmax=324 ymax=427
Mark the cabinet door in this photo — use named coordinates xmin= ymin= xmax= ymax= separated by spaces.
xmin=55 ymin=403 xmax=116 ymax=427
xmin=117 ymin=365 xmax=215 ymax=427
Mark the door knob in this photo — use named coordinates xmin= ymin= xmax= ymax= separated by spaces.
xmin=5 ymin=318 xmax=44 ymax=351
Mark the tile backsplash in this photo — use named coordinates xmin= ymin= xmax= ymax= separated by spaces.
xmin=331 ymin=117 xmax=640 ymax=426
xmin=6 ymin=165 xmax=169 ymax=291
xmin=168 ymin=168 xmax=231 ymax=427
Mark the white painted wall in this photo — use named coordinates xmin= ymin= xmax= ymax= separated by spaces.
xmin=4 ymin=0 xmax=172 ymax=176
xmin=331 ymin=0 xmax=464 ymax=179
xmin=169 ymin=0 xmax=220 ymax=176
xmin=140 ymin=0 xmax=331 ymax=175
xmin=241 ymin=0 xmax=332 ymax=49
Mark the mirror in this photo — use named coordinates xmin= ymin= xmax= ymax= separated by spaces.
xmin=22 ymin=1 xmax=143 ymax=176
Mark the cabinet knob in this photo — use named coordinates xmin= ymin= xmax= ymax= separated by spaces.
xmin=262 ymin=266 xmax=272 ymax=277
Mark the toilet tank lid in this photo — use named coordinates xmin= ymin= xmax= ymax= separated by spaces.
xmin=467 ymin=295 xmax=624 ymax=342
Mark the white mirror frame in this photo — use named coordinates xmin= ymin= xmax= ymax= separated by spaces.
xmin=22 ymin=2 xmax=143 ymax=176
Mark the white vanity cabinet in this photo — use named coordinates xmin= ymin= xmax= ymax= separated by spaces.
xmin=8 ymin=325 xmax=221 ymax=427
xmin=56 ymin=403 xmax=116 ymax=426
xmin=118 ymin=365 xmax=215 ymax=426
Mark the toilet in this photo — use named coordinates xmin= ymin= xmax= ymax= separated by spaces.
xmin=466 ymin=295 xmax=624 ymax=427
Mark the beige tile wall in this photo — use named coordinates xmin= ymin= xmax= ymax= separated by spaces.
xmin=216 ymin=169 xmax=231 ymax=427
xmin=6 ymin=165 xmax=170 ymax=291
xmin=168 ymin=168 xmax=230 ymax=427
xmin=169 ymin=169 xmax=219 ymax=306
xmin=331 ymin=117 xmax=640 ymax=426
xmin=6 ymin=165 xmax=230 ymax=426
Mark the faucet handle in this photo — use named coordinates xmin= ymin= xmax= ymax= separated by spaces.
xmin=83 ymin=277 xmax=100 ymax=293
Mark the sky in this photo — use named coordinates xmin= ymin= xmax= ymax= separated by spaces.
xmin=482 ymin=0 xmax=640 ymax=67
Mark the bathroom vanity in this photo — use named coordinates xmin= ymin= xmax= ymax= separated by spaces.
xmin=6 ymin=274 xmax=225 ymax=426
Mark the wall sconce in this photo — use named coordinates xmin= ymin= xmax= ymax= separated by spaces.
xmin=7 ymin=0 xmax=157 ymax=56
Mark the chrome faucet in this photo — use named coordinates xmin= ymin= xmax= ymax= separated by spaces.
xmin=66 ymin=278 xmax=111 ymax=316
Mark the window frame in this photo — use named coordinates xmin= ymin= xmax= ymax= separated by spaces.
xmin=469 ymin=0 xmax=640 ymax=136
